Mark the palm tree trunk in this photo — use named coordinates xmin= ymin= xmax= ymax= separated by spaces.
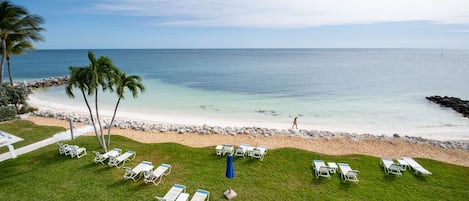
xmin=107 ymin=97 xmax=121 ymax=146
xmin=95 ymin=90 xmax=107 ymax=152
xmin=81 ymin=90 xmax=105 ymax=149
xmin=0 ymin=39 xmax=6 ymax=84
xmin=7 ymin=55 xmax=13 ymax=85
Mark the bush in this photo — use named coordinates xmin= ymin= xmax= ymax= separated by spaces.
xmin=0 ymin=106 xmax=17 ymax=122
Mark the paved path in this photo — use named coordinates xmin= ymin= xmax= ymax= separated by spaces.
xmin=0 ymin=125 xmax=94 ymax=162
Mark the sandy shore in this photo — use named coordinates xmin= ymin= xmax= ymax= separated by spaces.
xmin=27 ymin=116 xmax=469 ymax=167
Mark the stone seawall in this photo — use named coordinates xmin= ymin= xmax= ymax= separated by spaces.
xmin=14 ymin=76 xmax=69 ymax=89
xmin=427 ymin=96 xmax=469 ymax=118
xmin=32 ymin=110 xmax=469 ymax=151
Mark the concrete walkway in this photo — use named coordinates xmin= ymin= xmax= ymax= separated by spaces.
xmin=0 ymin=125 xmax=94 ymax=162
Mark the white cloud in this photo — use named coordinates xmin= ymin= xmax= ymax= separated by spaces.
xmin=91 ymin=0 xmax=469 ymax=28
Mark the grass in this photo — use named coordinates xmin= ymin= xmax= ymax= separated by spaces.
xmin=0 ymin=122 xmax=468 ymax=200
xmin=0 ymin=120 xmax=65 ymax=154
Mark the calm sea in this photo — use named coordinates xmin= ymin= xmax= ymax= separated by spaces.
xmin=10 ymin=49 xmax=469 ymax=140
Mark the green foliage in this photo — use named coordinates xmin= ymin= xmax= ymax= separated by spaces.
xmin=0 ymin=105 xmax=15 ymax=121
xmin=0 ymin=84 xmax=32 ymax=113
xmin=0 ymin=0 xmax=45 ymax=84
xmin=0 ymin=84 xmax=31 ymax=105
xmin=66 ymin=51 xmax=145 ymax=151
xmin=0 ymin=120 xmax=64 ymax=153
xmin=0 ymin=128 xmax=467 ymax=200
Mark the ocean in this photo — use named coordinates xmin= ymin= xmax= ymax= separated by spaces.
xmin=10 ymin=49 xmax=469 ymax=141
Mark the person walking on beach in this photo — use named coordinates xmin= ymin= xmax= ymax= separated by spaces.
xmin=292 ymin=116 xmax=298 ymax=129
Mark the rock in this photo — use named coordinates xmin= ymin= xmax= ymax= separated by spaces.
xmin=426 ymin=95 xmax=469 ymax=118
xmin=393 ymin=133 xmax=400 ymax=138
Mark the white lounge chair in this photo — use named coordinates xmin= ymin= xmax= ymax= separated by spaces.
xmin=144 ymin=163 xmax=172 ymax=185
xmin=69 ymin=145 xmax=87 ymax=158
xmin=380 ymin=158 xmax=402 ymax=176
xmin=338 ymin=163 xmax=359 ymax=183
xmin=252 ymin=145 xmax=267 ymax=161
xmin=223 ymin=144 xmax=234 ymax=156
xmin=190 ymin=189 xmax=210 ymax=201
xmin=235 ymin=144 xmax=249 ymax=158
xmin=57 ymin=143 xmax=71 ymax=156
xmin=155 ymin=184 xmax=187 ymax=201
xmin=123 ymin=161 xmax=154 ymax=181
xmin=401 ymin=157 xmax=432 ymax=176
xmin=312 ymin=160 xmax=331 ymax=178
xmin=108 ymin=151 xmax=136 ymax=168
xmin=215 ymin=145 xmax=223 ymax=156
xmin=93 ymin=148 xmax=122 ymax=165
xmin=327 ymin=162 xmax=338 ymax=174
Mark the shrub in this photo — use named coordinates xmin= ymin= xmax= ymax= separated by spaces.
xmin=0 ymin=106 xmax=17 ymax=122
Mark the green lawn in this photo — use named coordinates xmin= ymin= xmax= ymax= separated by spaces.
xmin=0 ymin=124 xmax=468 ymax=200
xmin=0 ymin=120 xmax=65 ymax=154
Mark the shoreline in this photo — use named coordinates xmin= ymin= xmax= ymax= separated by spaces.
xmin=26 ymin=116 xmax=469 ymax=167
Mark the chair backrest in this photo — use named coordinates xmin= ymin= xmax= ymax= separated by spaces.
xmin=313 ymin=160 xmax=327 ymax=171
xmin=104 ymin=148 xmax=122 ymax=157
xmin=133 ymin=161 xmax=153 ymax=173
xmin=190 ymin=189 xmax=209 ymax=201
xmin=153 ymin=164 xmax=171 ymax=177
xmin=164 ymin=184 xmax=186 ymax=200
xmin=116 ymin=151 xmax=135 ymax=162
xmin=338 ymin=163 xmax=352 ymax=174
xmin=381 ymin=158 xmax=394 ymax=168
xmin=401 ymin=157 xmax=422 ymax=168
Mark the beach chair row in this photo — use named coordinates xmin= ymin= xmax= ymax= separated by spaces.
xmin=155 ymin=184 xmax=210 ymax=201
xmin=215 ymin=144 xmax=268 ymax=160
xmin=312 ymin=157 xmax=432 ymax=183
xmin=122 ymin=161 xmax=172 ymax=185
xmin=92 ymin=148 xmax=136 ymax=168
xmin=57 ymin=142 xmax=87 ymax=158
xmin=380 ymin=157 xmax=432 ymax=176
xmin=312 ymin=160 xmax=359 ymax=183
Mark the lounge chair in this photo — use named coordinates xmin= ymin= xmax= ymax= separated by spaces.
xmin=123 ymin=161 xmax=154 ymax=181
xmin=235 ymin=144 xmax=249 ymax=158
xmin=190 ymin=189 xmax=210 ymax=201
xmin=252 ymin=145 xmax=267 ymax=161
xmin=401 ymin=157 xmax=432 ymax=176
xmin=69 ymin=145 xmax=87 ymax=158
xmin=57 ymin=143 xmax=72 ymax=156
xmin=312 ymin=160 xmax=331 ymax=178
xmin=380 ymin=158 xmax=402 ymax=176
xmin=108 ymin=150 xmax=136 ymax=168
xmin=215 ymin=145 xmax=223 ymax=156
xmin=223 ymin=144 xmax=234 ymax=156
xmin=93 ymin=148 xmax=122 ymax=165
xmin=338 ymin=163 xmax=359 ymax=183
xmin=327 ymin=162 xmax=338 ymax=174
xmin=144 ymin=163 xmax=172 ymax=185
xmin=155 ymin=184 xmax=187 ymax=201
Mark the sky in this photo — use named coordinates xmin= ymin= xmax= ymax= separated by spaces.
xmin=11 ymin=0 xmax=469 ymax=49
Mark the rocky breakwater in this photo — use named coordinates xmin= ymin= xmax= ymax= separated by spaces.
xmin=33 ymin=110 xmax=469 ymax=151
xmin=14 ymin=76 xmax=69 ymax=89
xmin=426 ymin=96 xmax=469 ymax=118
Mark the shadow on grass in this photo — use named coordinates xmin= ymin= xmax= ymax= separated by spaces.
xmin=411 ymin=173 xmax=429 ymax=182
xmin=382 ymin=174 xmax=399 ymax=182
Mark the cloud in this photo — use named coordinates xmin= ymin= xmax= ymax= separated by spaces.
xmin=91 ymin=0 xmax=469 ymax=28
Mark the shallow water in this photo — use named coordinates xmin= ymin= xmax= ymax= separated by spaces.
xmin=14 ymin=49 xmax=469 ymax=141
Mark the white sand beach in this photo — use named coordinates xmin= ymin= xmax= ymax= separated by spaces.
xmin=27 ymin=116 xmax=469 ymax=167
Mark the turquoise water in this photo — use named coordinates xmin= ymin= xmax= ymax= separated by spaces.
xmin=13 ymin=49 xmax=469 ymax=140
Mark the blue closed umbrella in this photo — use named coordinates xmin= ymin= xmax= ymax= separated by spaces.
xmin=226 ymin=154 xmax=235 ymax=179
xmin=224 ymin=154 xmax=237 ymax=199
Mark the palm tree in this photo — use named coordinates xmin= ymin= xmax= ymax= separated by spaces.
xmin=0 ymin=1 xmax=44 ymax=84
xmin=5 ymin=31 xmax=39 ymax=85
xmin=66 ymin=65 xmax=105 ymax=149
xmin=107 ymin=72 xmax=145 ymax=146
xmin=66 ymin=51 xmax=120 ymax=152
